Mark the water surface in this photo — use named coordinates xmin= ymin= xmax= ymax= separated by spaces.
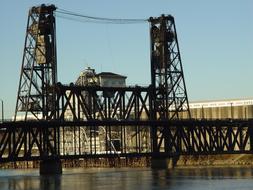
xmin=0 ymin=167 xmax=253 ymax=190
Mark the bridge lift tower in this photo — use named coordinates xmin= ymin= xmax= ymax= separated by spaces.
xmin=149 ymin=15 xmax=190 ymax=120
xmin=14 ymin=4 xmax=57 ymax=121
xmin=149 ymin=15 xmax=191 ymax=155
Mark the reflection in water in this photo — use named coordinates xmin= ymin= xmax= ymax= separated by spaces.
xmin=173 ymin=167 xmax=253 ymax=178
xmin=40 ymin=175 xmax=61 ymax=190
xmin=0 ymin=167 xmax=253 ymax=190
xmin=0 ymin=169 xmax=61 ymax=190
xmin=151 ymin=169 xmax=172 ymax=188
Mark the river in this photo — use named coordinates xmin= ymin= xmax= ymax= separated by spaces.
xmin=0 ymin=167 xmax=253 ymax=190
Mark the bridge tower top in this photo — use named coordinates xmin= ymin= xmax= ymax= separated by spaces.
xmin=14 ymin=4 xmax=57 ymax=121
xmin=149 ymin=15 xmax=191 ymax=119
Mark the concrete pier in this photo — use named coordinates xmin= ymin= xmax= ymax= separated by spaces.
xmin=40 ymin=159 xmax=62 ymax=175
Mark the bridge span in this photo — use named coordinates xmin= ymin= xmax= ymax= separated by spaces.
xmin=0 ymin=119 xmax=253 ymax=168
xmin=4 ymin=4 xmax=252 ymax=174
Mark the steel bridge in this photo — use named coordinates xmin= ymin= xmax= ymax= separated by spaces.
xmin=1 ymin=4 xmax=252 ymax=173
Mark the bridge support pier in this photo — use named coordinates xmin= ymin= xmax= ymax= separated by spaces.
xmin=40 ymin=159 xmax=62 ymax=175
xmin=151 ymin=156 xmax=179 ymax=169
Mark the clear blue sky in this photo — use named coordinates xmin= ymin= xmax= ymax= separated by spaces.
xmin=0 ymin=0 xmax=253 ymax=119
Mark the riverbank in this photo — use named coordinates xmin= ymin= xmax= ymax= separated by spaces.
xmin=1 ymin=154 xmax=253 ymax=169
xmin=0 ymin=157 xmax=150 ymax=169
xmin=177 ymin=154 xmax=253 ymax=167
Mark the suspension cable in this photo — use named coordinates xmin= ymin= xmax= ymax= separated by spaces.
xmin=56 ymin=8 xmax=148 ymax=24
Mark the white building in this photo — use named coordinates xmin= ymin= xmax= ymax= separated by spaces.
xmin=187 ymin=98 xmax=253 ymax=119
xmin=75 ymin=67 xmax=127 ymax=87
xmin=96 ymin=72 xmax=126 ymax=87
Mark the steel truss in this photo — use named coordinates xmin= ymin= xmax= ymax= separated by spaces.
xmin=0 ymin=119 xmax=253 ymax=162
xmin=0 ymin=121 xmax=60 ymax=162
xmin=49 ymin=84 xmax=188 ymax=154
xmin=51 ymin=84 xmax=152 ymax=121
